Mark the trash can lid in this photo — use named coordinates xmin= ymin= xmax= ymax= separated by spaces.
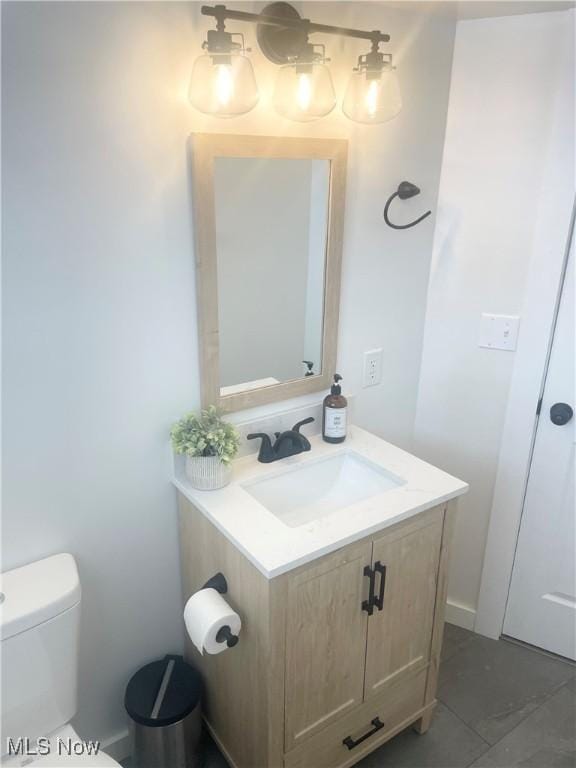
xmin=124 ymin=655 xmax=202 ymax=728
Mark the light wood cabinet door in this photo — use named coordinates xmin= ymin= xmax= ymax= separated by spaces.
xmin=284 ymin=540 xmax=372 ymax=751
xmin=364 ymin=508 xmax=443 ymax=700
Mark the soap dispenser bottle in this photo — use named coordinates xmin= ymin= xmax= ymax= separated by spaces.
xmin=323 ymin=374 xmax=347 ymax=443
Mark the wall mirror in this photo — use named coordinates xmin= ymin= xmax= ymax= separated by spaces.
xmin=192 ymin=134 xmax=347 ymax=412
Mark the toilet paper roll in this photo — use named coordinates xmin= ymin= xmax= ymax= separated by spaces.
xmin=184 ymin=587 xmax=241 ymax=655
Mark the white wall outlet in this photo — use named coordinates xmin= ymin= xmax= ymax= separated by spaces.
xmin=478 ymin=314 xmax=521 ymax=351
xmin=363 ymin=348 xmax=383 ymax=387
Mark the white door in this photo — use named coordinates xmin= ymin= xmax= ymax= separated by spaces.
xmin=504 ymin=220 xmax=575 ymax=660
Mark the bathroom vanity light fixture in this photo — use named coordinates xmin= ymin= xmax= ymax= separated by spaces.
xmin=189 ymin=6 xmax=258 ymax=117
xmin=191 ymin=3 xmax=399 ymax=124
xmin=274 ymin=42 xmax=336 ymax=121
xmin=343 ymin=44 xmax=402 ymax=124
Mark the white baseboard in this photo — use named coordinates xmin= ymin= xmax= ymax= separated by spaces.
xmin=445 ymin=599 xmax=476 ymax=631
xmin=101 ymin=729 xmax=131 ymax=763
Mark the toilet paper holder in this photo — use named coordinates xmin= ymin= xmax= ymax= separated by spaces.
xmin=201 ymin=572 xmax=239 ymax=648
xmin=216 ymin=625 xmax=239 ymax=648
xmin=202 ymin=572 xmax=229 ymax=595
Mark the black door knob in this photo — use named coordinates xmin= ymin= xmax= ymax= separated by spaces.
xmin=550 ymin=403 xmax=574 ymax=426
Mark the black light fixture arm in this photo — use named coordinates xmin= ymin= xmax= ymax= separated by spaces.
xmin=201 ymin=4 xmax=390 ymax=45
xmin=383 ymin=182 xmax=432 ymax=230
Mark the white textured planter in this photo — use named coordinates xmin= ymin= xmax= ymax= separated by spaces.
xmin=185 ymin=455 xmax=231 ymax=491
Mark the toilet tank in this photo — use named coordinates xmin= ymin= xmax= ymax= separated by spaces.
xmin=0 ymin=554 xmax=81 ymax=755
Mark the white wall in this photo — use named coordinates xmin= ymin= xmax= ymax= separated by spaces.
xmin=335 ymin=5 xmax=455 ymax=449
xmin=413 ymin=10 xmax=575 ymax=626
xmin=1 ymin=2 xmax=199 ymax=748
xmin=2 ymin=0 xmax=455 ymax=748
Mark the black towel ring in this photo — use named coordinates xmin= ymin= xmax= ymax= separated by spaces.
xmin=383 ymin=181 xmax=431 ymax=230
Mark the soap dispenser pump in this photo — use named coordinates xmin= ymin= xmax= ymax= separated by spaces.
xmin=323 ymin=374 xmax=348 ymax=444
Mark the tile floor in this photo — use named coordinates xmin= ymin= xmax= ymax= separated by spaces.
xmin=125 ymin=624 xmax=576 ymax=768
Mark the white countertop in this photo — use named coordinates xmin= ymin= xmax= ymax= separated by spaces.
xmin=173 ymin=426 xmax=468 ymax=579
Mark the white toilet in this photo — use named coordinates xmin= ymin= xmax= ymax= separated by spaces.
xmin=1 ymin=554 xmax=121 ymax=767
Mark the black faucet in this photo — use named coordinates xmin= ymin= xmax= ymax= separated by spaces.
xmin=247 ymin=418 xmax=315 ymax=463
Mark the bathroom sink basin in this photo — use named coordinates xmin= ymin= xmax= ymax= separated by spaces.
xmin=242 ymin=451 xmax=405 ymax=528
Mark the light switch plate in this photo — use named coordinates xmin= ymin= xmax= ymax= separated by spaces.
xmin=479 ymin=314 xmax=520 ymax=351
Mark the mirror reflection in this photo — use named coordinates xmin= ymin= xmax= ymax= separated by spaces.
xmin=214 ymin=157 xmax=330 ymax=396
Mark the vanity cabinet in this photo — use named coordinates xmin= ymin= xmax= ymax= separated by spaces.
xmin=178 ymin=496 xmax=455 ymax=768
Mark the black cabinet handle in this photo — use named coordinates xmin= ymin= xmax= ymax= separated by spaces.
xmin=373 ymin=561 xmax=387 ymax=611
xmin=362 ymin=565 xmax=375 ymax=615
xmin=342 ymin=717 xmax=385 ymax=750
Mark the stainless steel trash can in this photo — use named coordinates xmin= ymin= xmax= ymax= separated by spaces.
xmin=125 ymin=654 xmax=202 ymax=768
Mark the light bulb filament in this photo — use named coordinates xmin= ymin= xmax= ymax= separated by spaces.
xmin=366 ymin=79 xmax=379 ymax=116
xmin=216 ymin=64 xmax=233 ymax=106
xmin=297 ymin=73 xmax=312 ymax=112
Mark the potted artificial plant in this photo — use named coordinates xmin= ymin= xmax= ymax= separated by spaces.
xmin=171 ymin=405 xmax=240 ymax=491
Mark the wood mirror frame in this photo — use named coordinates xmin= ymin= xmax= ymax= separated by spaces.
xmin=192 ymin=133 xmax=348 ymax=413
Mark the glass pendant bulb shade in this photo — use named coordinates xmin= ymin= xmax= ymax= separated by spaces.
xmin=273 ymin=62 xmax=336 ymax=122
xmin=189 ymin=52 xmax=259 ymax=118
xmin=343 ymin=63 xmax=402 ymax=124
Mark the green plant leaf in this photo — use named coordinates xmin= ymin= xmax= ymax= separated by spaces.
xmin=170 ymin=407 xmax=240 ymax=463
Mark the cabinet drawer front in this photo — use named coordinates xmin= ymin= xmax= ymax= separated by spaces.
xmin=284 ymin=668 xmax=427 ymax=768
xmin=284 ymin=541 xmax=372 ymax=751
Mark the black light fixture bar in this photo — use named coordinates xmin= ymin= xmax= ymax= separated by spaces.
xmin=201 ymin=4 xmax=390 ymax=44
